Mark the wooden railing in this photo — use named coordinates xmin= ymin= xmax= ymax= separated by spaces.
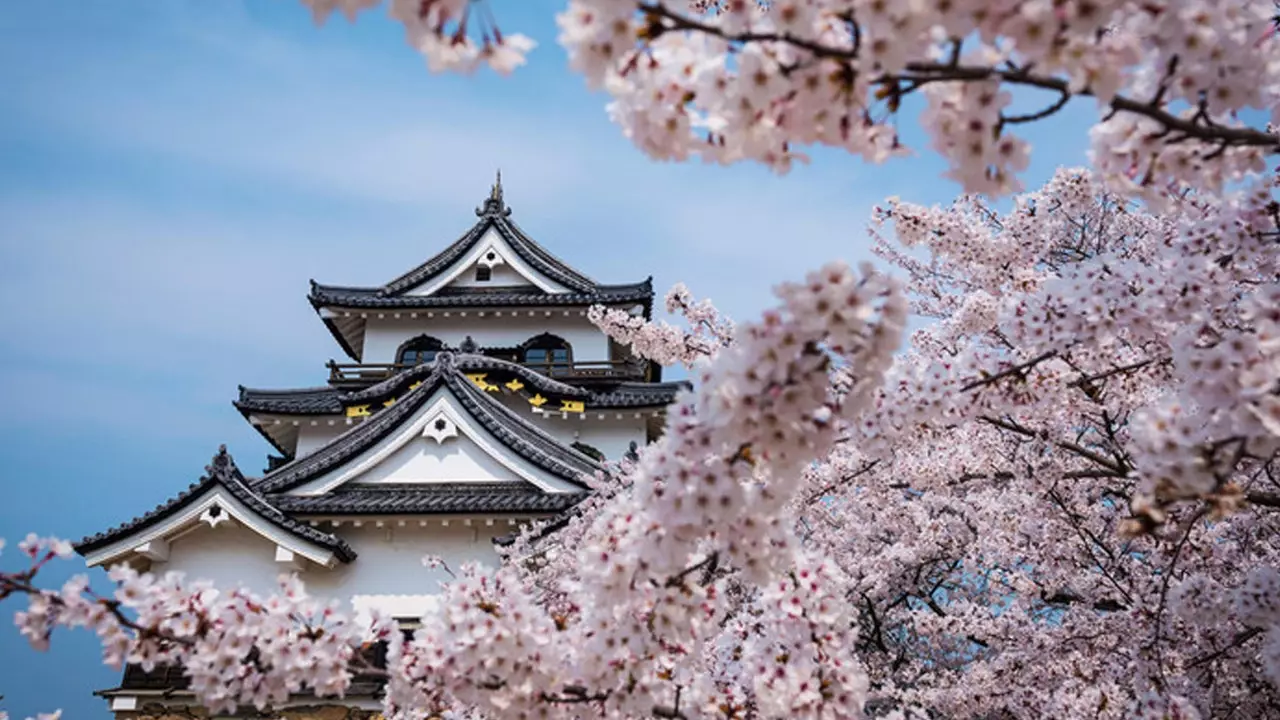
xmin=327 ymin=358 xmax=649 ymax=387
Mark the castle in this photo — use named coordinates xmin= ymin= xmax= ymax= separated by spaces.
xmin=74 ymin=175 xmax=685 ymax=715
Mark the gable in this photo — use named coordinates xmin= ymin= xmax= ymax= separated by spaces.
xmin=285 ymin=385 xmax=586 ymax=497
xmin=80 ymin=484 xmax=341 ymax=570
xmin=351 ymin=429 xmax=519 ymax=484
xmin=403 ymin=226 xmax=569 ymax=297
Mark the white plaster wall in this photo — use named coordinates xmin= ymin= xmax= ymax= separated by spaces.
xmin=489 ymin=393 xmax=649 ymax=460
xmin=287 ymin=387 xmax=583 ymax=496
xmin=449 ymin=263 xmax=532 ymax=289
xmin=149 ymin=525 xmax=288 ymax=594
xmin=403 ymin=227 xmax=568 ymax=296
xmin=316 ymin=524 xmax=507 ymax=600
xmin=296 ymin=424 xmax=348 ymax=457
xmin=354 ymin=432 xmax=513 ymax=484
xmin=537 ymin=417 xmax=648 ymax=460
xmin=361 ymin=314 xmax=609 ymax=365
xmin=153 ymin=523 xmax=506 ymax=605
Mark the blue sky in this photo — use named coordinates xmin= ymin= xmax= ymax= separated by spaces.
xmin=0 ymin=1 xmax=1096 ymax=715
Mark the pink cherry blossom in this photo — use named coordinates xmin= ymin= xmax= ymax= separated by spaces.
xmin=4 ymin=2 xmax=1280 ymax=718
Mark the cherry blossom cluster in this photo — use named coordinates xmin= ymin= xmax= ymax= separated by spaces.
xmin=5 ymin=2 xmax=1280 ymax=714
xmin=843 ymin=167 xmax=1280 ymax=716
xmin=4 ymin=536 xmax=368 ymax=714
xmin=534 ymin=261 xmax=905 ymax=715
xmin=380 ymin=561 xmax=568 ymax=716
xmin=297 ymin=1 xmax=1280 ymax=198
xmin=303 ymin=0 xmax=535 ymax=74
xmin=716 ymin=557 xmax=868 ymax=718
xmin=588 ymin=282 xmax=734 ymax=368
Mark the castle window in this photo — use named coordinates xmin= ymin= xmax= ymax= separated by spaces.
xmin=397 ymin=335 xmax=445 ymax=365
xmin=475 ymin=266 xmax=492 ymax=282
xmin=522 ymin=333 xmax=572 ymax=374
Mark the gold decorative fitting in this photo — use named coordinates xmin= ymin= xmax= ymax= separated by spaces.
xmin=560 ymin=400 xmax=585 ymax=413
xmin=504 ymin=378 xmax=525 ymax=391
xmin=529 ymin=394 xmax=547 ymax=407
xmin=383 ymin=397 xmax=397 ymax=408
xmin=465 ymin=373 xmax=499 ymax=392
xmin=346 ymin=405 xmax=371 ymax=418
xmin=408 ymin=380 xmax=423 ymax=391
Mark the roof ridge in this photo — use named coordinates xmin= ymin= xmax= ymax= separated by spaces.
xmin=252 ymin=353 xmax=600 ymax=496
xmin=253 ymin=366 xmax=449 ymax=493
xmin=315 ymin=480 xmax=536 ymax=493
xmin=239 ymin=385 xmax=338 ymax=397
xmin=492 ymin=215 xmax=596 ymax=291
xmin=341 ymin=354 xmax=589 ymax=404
xmin=315 ymin=184 xmax=618 ymax=301
xmin=443 ymin=371 xmax=598 ymax=480
xmin=377 ymin=218 xmax=492 ymax=296
xmin=74 ymin=446 xmax=356 ymax=562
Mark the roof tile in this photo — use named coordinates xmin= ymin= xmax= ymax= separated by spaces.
xmin=74 ymin=446 xmax=356 ymax=562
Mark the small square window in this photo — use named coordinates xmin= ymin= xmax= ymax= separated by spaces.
xmin=475 ymin=266 xmax=492 ymax=282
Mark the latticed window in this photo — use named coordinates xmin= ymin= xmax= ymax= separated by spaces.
xmin=397 ymin=335 xmax=445 ymax=365
xmin=522 ymin=334 xmax=571 ymax=374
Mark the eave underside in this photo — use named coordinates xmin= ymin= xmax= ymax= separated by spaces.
xmin=311 ymin=287 xmax=653 ymax=364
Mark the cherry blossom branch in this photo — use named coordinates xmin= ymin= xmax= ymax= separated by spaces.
xmin=640 ymin=3 xmax=1280 ymax=153
xmin=1247 ymin=491 xmax=1280 ymax=509
xmin=1185 ymin=627 xmax=1265 ymax=669
xmin=979 ymin=416 xmax=1130 ymax=476
xmin=960 ymin=350 xmax=1058 ymax=392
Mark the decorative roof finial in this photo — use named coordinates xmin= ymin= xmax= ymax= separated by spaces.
xmin=476 ymin=169 xmax=511 ymax=217
xmin=205 ymin=444 xmax=237 ymax=478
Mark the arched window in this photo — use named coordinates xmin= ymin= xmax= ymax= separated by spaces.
xmin=521 ymin=333 xmax=572 ymax=374
xmin=397 ymin=335 xmax=445 ymax=366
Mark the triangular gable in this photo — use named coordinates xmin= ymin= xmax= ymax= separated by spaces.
xmin=253 ymin=354 xmax=598 ymax=505
xmin=75 ymin=447 xmax=355 ymax=569
xmin=401 ymin=223 xmax=569 ymax=297
xmin=284 ymin=387 xmax=584 ymax=496
xmin=376 ymin=175 xmax=598 ymax=297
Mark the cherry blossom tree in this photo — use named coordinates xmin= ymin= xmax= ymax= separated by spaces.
xmin=5 ymin=1 xmax=1280 ymax=719
xmin=506 ymin=168 xmax=1280 ymax=718
xmin=304 ymin=0 xmax=1279 ymax=200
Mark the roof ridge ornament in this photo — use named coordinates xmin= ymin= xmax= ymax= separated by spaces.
xmin=205 ymin=444 xmax=238 ymax=479
xmin=475 ymin=169 xmax=511 ymax=217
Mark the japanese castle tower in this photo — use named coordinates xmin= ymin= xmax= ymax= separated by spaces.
xmin=74 ymin=175 xmax=685 ymax=716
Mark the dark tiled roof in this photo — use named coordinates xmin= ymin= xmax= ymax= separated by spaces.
xmin=308 ymin=279 xmax=654 ymax=309
xmin=271 ymin=483 xmax=581 ymax=514
xmin=586 ymin=380 xmax=691 ymax=407
xmin=74 ymin=447 xmax=357 ymax=563
xmin=352 ymin=354 xmax=589 ymax=402
xmin=252 ymin=353 xmax=599 ymax=495
xmin=235 ymin=385 xmax=343 ymax=414
xmin=236 ymin=357 xmax=687 ymax=418
xmin=307 ymin=181 xmax=655 ymax=362
xmin=381 ymin=184 xmax=596 ymax=294
xmin=308 ymin=181 xmax=652 ymax=309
